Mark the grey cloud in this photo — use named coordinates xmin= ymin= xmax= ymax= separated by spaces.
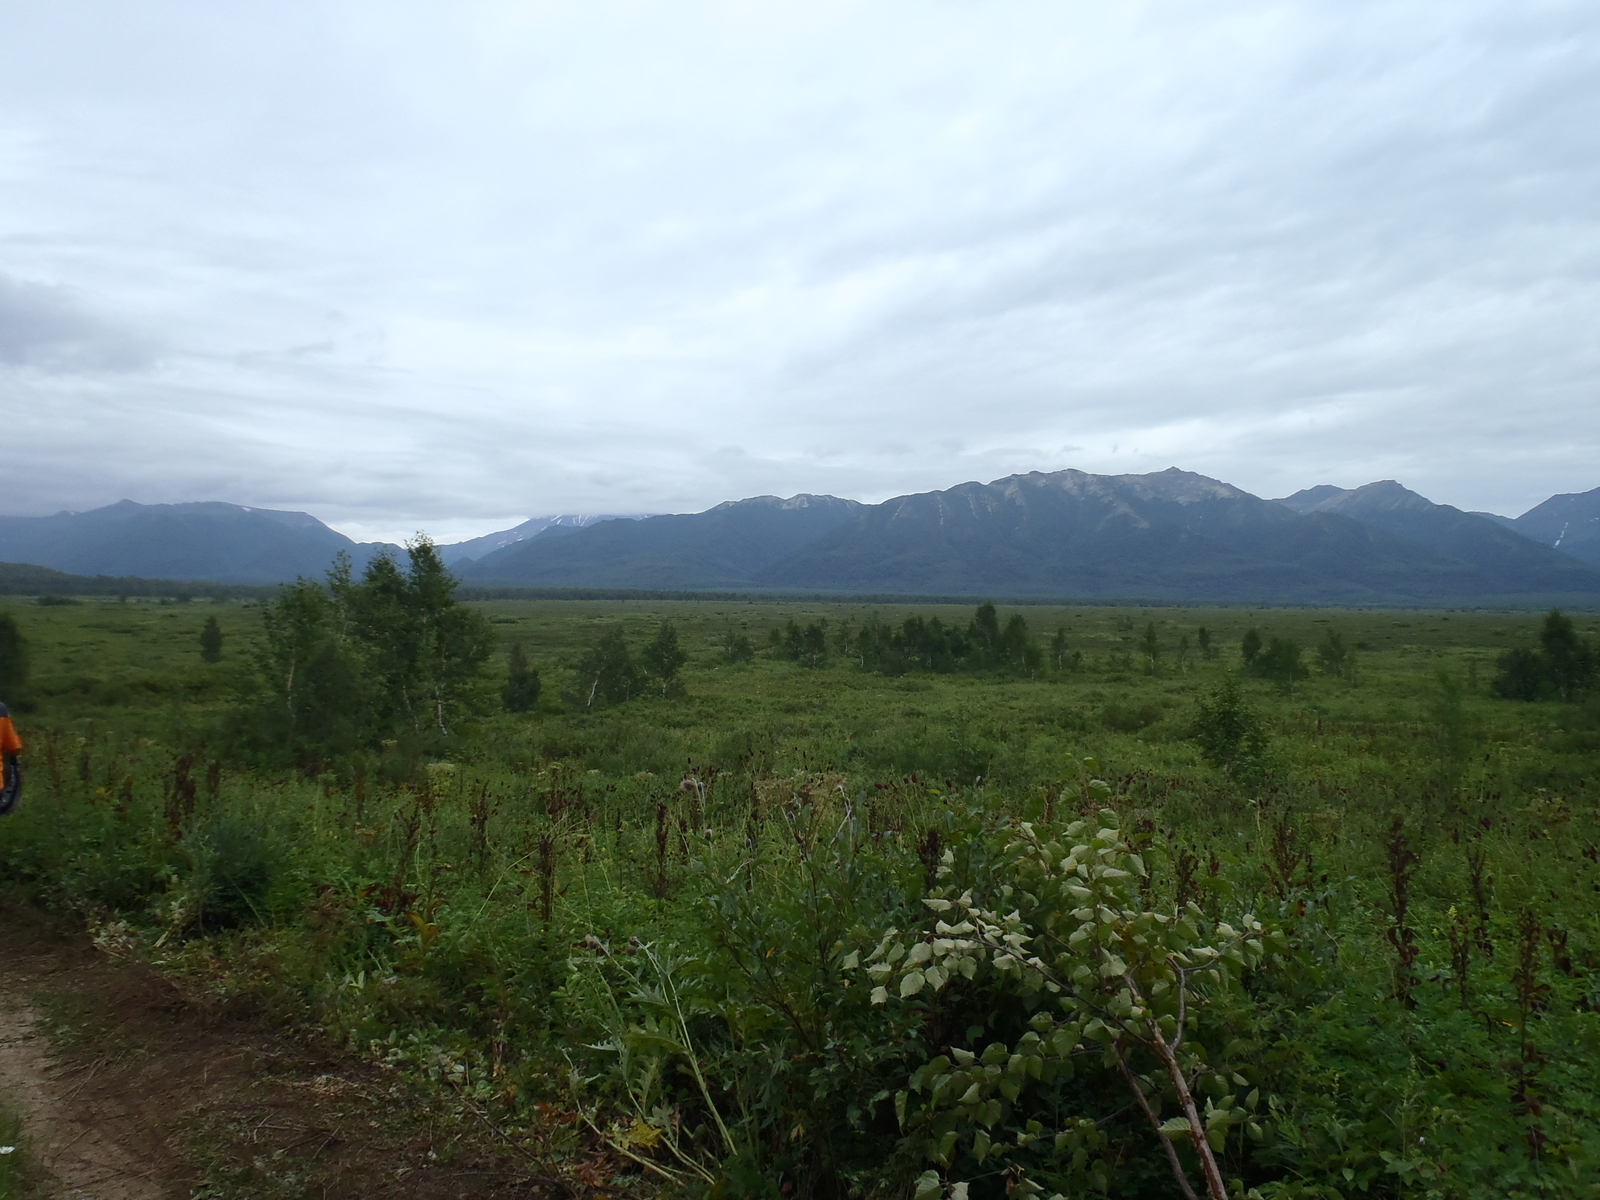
xmin=0 ymin=1 xmax=1596 ymax=538
xmin=0 ymin=275 xmax=155 ymax=372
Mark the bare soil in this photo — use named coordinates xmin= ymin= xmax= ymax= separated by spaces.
xmin=0 ymin=904 xmax=577 ymax=1199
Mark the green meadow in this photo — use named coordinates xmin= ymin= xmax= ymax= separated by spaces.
xmin=2 ymin=587 xmax=1599 ymax=1199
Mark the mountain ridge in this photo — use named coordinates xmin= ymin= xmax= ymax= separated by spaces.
xmin=1268 ymin=480 xmax=1597 ymax=593
xmin=459 ymin=494 xmax=864 ymax=589
xmin=1511 ymin=485 xmax=1600 ymax=569
xmin=3 ymin=472 xmax=1598 ymax=604
xmin=0 ymin=500 xmax=396 ymax=584
xmin=463 ymin=468 xmax=1600 ymax=604
xmin=438 ymin=514 xmax=648 ymax=565
xmin=752 ymin=469 xmax=1499 ymax=601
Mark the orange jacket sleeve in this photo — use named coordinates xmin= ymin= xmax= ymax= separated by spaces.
xmin=0 ymin=715 xmax=21 ymax=757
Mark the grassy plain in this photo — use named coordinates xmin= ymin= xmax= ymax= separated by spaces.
xmin=1 ymin=594 xmax=1598 ymax=1198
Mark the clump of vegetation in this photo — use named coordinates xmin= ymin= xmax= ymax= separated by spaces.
xmin=1315 ymin=625 xmax=1350 ymax=677
xmin=572 ymin=625 xmax=641 ymax=708
xmin=1244 ymin=635 xmax=1308 ymax=692
xmin=1493 ymin=609 xmax=1598 ymax=701
xmin=771 ymin=616 xmax=830 ymax=667
xmin=229 ymin=539 xmax=494 ymax=770
xmin=722 ymin=627 xmax=755 ymax=664
xmin=0 ymin=614 xmax=28 ymax=707
xmin=1190 ymin=674 xmax=1269 ymax=784
xmin=640 ymin=621 xmax=688 ymax=697
xmin=836 ymin=602 xmax=1050 ymax=675
xmin=199 ymin=614 xmax=224 ymax=662
xmin=1101 ymin=699 xmax=1163 ymax=732
xmin=1240 ymin=627 xmax=1262 ymax=668
xmin=501 ymin=641 xmax=540 ymax=711
xmin=1049 ymin=626 xmax=1083 ymax=672
xmin=860 ymin=802 xmax=1280 ymax=1200
xmin=0 ymin=1104 xmax=36 ymax=1200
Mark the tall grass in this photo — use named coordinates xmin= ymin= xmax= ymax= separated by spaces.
xmin=1 ymin=599 xmax=1597 ymax=1196
xmin=0 ymin=1107 xmax=30 ymax=1200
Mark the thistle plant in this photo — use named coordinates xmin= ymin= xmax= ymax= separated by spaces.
xmin=851 ymin=802 xmax=1282 ymax=1200
xmin=564 ymin=938 xmax=744 ymax=1187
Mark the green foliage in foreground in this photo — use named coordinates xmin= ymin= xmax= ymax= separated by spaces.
xmin=859 ymin=797 xmax=1283 ymax=1200
xmin=1 ymin=597 xmax=1599 ymax=1198
xmin=0 ymin=1106 xmax=30 ymax=1200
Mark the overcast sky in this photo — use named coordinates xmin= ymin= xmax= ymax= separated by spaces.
xmin=2 ymin=1 xmax=1596 ymax=543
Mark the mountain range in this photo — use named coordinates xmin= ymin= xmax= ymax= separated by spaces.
xmin=461 ymin=494 xmax=864 ymax=589
xmin=1509 ymin=487 xmax=1600 ymax=569
xmin=3 ymin=473 xmax=1598 ymax=604
xmin=0 ymin=501 xmax=394 ymax=584
xmin=436 ymin=514 xmax=647 ymax=566
xmin=453 ymin=470 xmax=1600 ymax=604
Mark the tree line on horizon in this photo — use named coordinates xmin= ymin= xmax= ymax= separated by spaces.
xmin=9 ymin=545 xmax=1585 ymax=773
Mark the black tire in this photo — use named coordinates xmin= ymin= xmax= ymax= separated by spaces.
xmin=0 ymin=755 xmax=21 ymax=816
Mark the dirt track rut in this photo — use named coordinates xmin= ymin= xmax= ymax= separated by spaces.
xmin=0 ymin=993 xmax=165 ymax=1199
xmin=0 ymin=906 xmax=573 ymax=1199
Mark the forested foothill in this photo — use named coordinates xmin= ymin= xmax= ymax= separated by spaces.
xmin=1 ymin=549 xmax=1599 ymax=1199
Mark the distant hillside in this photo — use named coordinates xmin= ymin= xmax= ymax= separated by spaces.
xmin=1512 ymin=486 xmax=1600 ymax=569
xmin=11 ymin=475 xmax=1599 ymax=603
xmin=464 ymin=468 xmax=1600 ymax=604
xmin=762 ymin=469 xmax=1520 ymax=602
xmin=1272 ymin=480 xmax=1600 ymax=593
xmin=459 ymin=495 xmax=863 ymax=588
xmin=1469 ymin=511 xmax=1520 ymax=531
xmin=438 ymin=514 xmax=648 ymax=564
xmin=0 ymin=560 xmax=271 ymax=599
xmin=0 ymin=501 xmax=394 ymax=583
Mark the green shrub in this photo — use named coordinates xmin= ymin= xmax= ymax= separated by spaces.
xmin=1191 ymin=675 xmax=1269 ymax=785
xmin=199 ymin=614 xmax=224 ymax=662
xmin=722 ymin=629 xmax=755 ymax=664
xmin=640 ymin=622 xmax=688 ymax=697
xmin=770 ymin=618 xmax=829 ymax=668
xmin=180 ymin=806 xmax=294 ymax=931
xmin=1492 ymin=610 xmax=1598 ymax=702
xmin=1101 ymin=701 xmax=1163 ymax=732
xmin=501 ymin=642 xmax=541 ymax=712
xmin=857 ymin=805 xmax=1281 ymax=1200
xmin=1251 ymin=637 xmax=1309 ymax=692
xmin=0 ymin=613 xmax=27 ymax=706
xmin=571 ymin=627 xmax=641 ymax=708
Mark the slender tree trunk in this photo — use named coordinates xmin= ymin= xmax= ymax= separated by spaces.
xmin=1146 ymin=1023 xmax=1228 ymax=1200
xmin=1115 ymin=1047 xmax=1200 ymax=1200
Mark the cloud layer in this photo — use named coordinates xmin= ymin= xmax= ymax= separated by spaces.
xmin=2 ymin=0 xmax=1596 ymax=540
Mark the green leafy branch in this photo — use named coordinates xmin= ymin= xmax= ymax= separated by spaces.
xmin=850 ymin=805 xmax=1283 ymax=1200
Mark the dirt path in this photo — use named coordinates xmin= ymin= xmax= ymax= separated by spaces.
xmin=0 ymin=993 xmax=165 ymax=1199
xmin=0 ymin=906 xmax=572 ymax=1199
